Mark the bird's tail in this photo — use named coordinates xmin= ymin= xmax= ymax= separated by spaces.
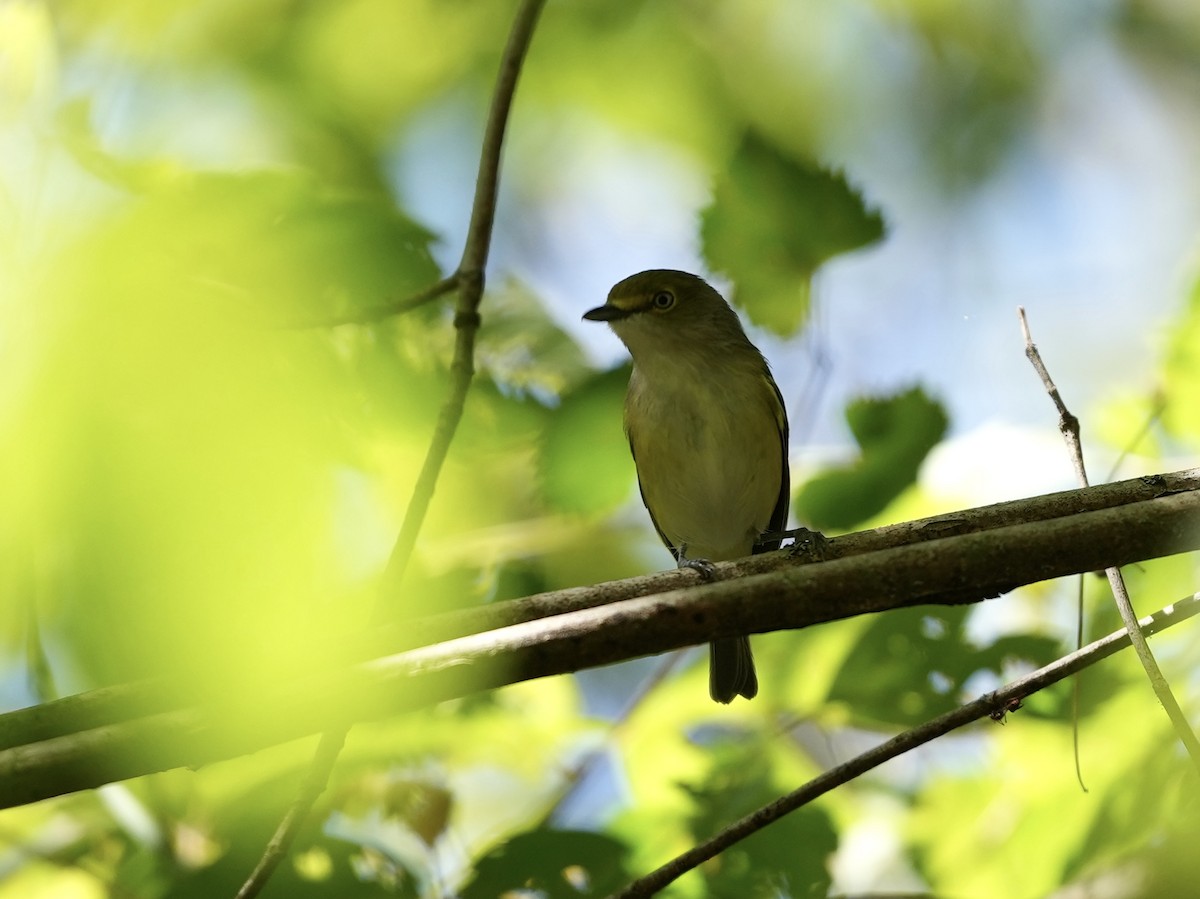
xmin=709 ymin=636 xmax=758 ymax=703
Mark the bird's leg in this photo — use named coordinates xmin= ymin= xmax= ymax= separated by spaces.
xmin=675 ymin=544 xmax=717 ymax=581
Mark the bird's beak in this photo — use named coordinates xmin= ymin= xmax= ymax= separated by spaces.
xmin=582 ymin=303 xmax=628 ymax=322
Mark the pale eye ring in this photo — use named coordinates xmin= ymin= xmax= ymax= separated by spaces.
xmin=651 ymin=290 xmax=675 ymax=310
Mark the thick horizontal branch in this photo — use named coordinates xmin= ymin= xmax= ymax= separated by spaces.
xmin=5 ymin=468 xmax=1194 ymax=753
xmin=1 ymin=470 xmax=1199 ymax=808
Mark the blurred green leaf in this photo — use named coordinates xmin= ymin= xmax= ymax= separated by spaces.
xmin=3 ymin=3 xmax=1199 ymax=898
xmin=681 ymin=740 xmax=836 ymax=898
xmin=701 ymin=130 xmax=885 ymax=335
xmin=477 ymin=279 xmax=593 ymax=400
xmin=146 ymin=171 xmax=442 ymax=324
xmin=461 ymin=829 xmax=632 ymax=899
xmin=795 ymin=386 xmax=948 ymax=531
xmin=540 ymin=366 xmax=636 ymax=516
xmin=826 ymin=604 xmax=1062 ymax=727
xmin=909 ymin=690 xmax=1187 ymax=899
xmin=1163 ymin=279 xmax=1200 ymax=440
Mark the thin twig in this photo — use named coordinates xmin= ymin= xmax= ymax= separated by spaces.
xmin=233 ymin=729 xmax=347 ymax=899
xmin=233 ymin=3 xmax=548 ymax=897
xmin=1071 ymin=575 xmax=1087 ymax=792
xmin=1106 ymin=390 xmax=1166 ymax=480
xmin=1018 ymin=310 xmax=1088 ymax=484
xmin=1018 ymin=307 xmax=1200 ymax=773
xmin=377 ymin=0 xmax=546 ymax=606
xmin=281 ymin=275 xmax=460 ymax=329
xmin=25 ymin=593 xmax=57 ymax=703
xmin=609 ymin=594 xmax=1200 ymax=898
xmin=538 ymin=651 xmax=691 ymax=827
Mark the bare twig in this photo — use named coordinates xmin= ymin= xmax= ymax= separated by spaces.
xmin=1106 ymin=389 xmax=1166 ymax=480
xmin=1071 ymin=575 xmax=1087 ymax=792
xmin=377 ymin=0 xmax=546 ymax=606
xmin=234 ymin=2 xmax=548 ymax=896
xmin=609 ymin=594 xmax=1200 ymax=898
xmin=281 ymin=275 xmax=460 ymax=329
xmin=1018 ymin=307 xmax=1200 ymax=773
xmin=25 ymin=594 xmax=57 ymax=704
xmin=538 ymin=652 xmax=690 ymax=827
xmin=233 ymin=729 xmax=346 ymax=899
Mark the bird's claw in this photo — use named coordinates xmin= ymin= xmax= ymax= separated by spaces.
xmin=679 ymin=557 xmax=717 ymax=581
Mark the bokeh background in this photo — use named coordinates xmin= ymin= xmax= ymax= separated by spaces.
xmin=2 ymin=0 xmax=1200 ymax=896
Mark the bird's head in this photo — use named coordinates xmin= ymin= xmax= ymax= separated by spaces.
xmin=583 ymin=270 xmax=747 ymax=361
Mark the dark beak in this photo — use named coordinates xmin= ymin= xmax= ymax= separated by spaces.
xmin=582 ymin=304 xmax=628 ymax=322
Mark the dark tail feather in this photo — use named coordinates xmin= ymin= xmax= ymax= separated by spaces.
xmin=709 ymin=636 xmax=758 ymax=703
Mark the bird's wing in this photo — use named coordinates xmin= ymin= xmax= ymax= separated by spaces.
xmin=754 ymin=370 xmax=790 ymax=555
xmin=628 ymin=435 xmax=682 ymax=562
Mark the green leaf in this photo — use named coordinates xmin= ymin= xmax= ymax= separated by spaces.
xmin=158 ymin=768 xmax=422 ymax=899
xmin=681 ymin=741 xmax=837 ymax=898
xmin=795 ymin=386 xmax=948 ymax=531
xmin=701 ymin=130 xmax=885 ymax=335
xmin=825 ymin=605 xmax=1062 ymax=727
xmin=477 ymin=279 xmax=594 ymax=400
xmin=122 ymin=170 xmax=442 ymax=325
xmin=1163 ymin=278 xmax=1200 ymax=440
xmin=540 ymin=366 xmax=636 ymax=515
xmin=461 ymin=829 xmax=632 ymax=898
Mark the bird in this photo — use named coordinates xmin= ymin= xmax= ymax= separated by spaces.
xmin=583 ymin=269 xmax=790 ymax=703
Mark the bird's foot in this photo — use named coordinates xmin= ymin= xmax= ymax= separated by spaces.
xmin=679 ymin=557 xmax=717 ymax=582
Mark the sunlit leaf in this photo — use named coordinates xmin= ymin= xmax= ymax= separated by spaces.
xmin=910 ymin=692 xmax=1187 ymax=899
xmin=795 ymin=386 xmax=948 ymax=531
xmin=701 ymin=130 xmax=885 ymax=336
xmin=144 ymin=170 xmax=442 ymax=324
xmin=539 ymin=366 xmax=636 ymax=516
xmin=1163 ymin=280 xmax=1200 ymax=441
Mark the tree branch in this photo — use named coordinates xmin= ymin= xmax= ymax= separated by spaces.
xmin=609 ymin=592 xmax=1200 ymax=898
xmin=234 ymin=2 xmax=548 ymax=895
xmin=376 ymin=0 xmax=547 ymax=608
xmin=3 ymin=482 xmax=1200 ymax=810
xmin=4 ymin=469 xmax=1196 ymax=754
xmin=1019 ymin=307 xmax=1200 ymax=772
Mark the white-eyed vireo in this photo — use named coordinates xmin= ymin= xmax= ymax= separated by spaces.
xmin=584 ymin=270 xmax=790 ymax=703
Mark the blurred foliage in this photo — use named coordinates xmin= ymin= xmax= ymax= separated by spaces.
xmin=539 ymin=365 xmax=635 ymax=516
xmin=795 ymin=387 xmax=948 ymax=531
xmin=461 ymin=829 xmax=632 ymax=898
xmin=1 ymin=1 xmax=1199 ymax=898
xmin=681 ymin=742 xmax=837 ymax=897
xmin=827 ymin=605 xmax=1062 ymax=727
xmin=702 ymin=131 xmax=886 ymax=336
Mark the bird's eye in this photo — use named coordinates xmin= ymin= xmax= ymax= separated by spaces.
xmin=651 ymin=290 xmax=675 ymax=310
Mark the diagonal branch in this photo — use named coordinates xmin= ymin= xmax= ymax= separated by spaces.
xmin=234 ymin=2 xmax=548 ymax=896
xmin=609 ymin=593 xmax=1200 ymax=898
xmin=1018 ymin=308 xmax=1200 ymax=773
xmin=379 ymin=0 xmax=547 ymax=610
